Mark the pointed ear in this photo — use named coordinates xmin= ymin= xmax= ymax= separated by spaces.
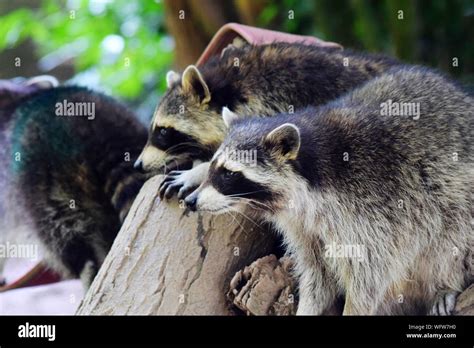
xmin=222 ymin=107 xmax=240 ymax=128
xmin=182 ymin=65 xmax=211 ymax=104
xmin=166 ymin=70 xmax=180 ymax=89
xmin=264 ymin=123 xmax=301 ymax=161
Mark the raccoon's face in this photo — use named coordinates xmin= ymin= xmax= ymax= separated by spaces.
xmin=135 ymin=65 xmax=227 ymax=173
xmin=186 ymin=114 xmax=301 ymax=216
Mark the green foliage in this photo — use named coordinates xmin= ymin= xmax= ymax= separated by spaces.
xmin=257 ymin=0 xmax=474 ymax=83
xmin=1 ymin=0 xmax=473 ymax=99
xmin=0 ymin=0 xmax=173 ymax=99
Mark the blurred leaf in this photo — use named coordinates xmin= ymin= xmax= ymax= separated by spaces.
xmin=0 ymin=0 xmax=173 ymax=99
xmin=0 ymin=9 xmax=35 ymax=50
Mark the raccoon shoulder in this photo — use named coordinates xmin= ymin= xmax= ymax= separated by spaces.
xmin=201 ymin=42 xmax=400 ymax=111
xmin=289 ymin=66 xmax=472 ymax=185
xmin=348 ymin=65 xmax=473 ymax=121
xmin=17 ymin=86 xmax=145 ymax=139
xmin=20 ymin=86 xmax=137 ymax=121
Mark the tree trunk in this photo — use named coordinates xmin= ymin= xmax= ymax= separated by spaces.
xmin=163 ymin=0 xmax=235 ymax=68
xmin=163 ymin=0 xmax=269 ymax=69
xmin=454 ymin=284 xmax=474 ymax=315
xmin=77 ymin=175 xmax=474 ymax=315
xmin=227 ymin=254 xmax=297 ymax=315
xmin=76 ymin=175 xmax=277 ymax=315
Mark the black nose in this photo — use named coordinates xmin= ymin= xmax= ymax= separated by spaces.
xmin=185 ymin=195 xmax=197 ymax=211
xmin=134 ymin=159 xmax=144 ymax=172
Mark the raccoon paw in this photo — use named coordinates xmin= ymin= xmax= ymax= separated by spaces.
xmin=80 ymin=260 xmax=98 ymax=290
xmin=159 ymin=170 xmax=198 ymax=200
xmin=159 ymin=162 xmax=209 ymax=200
xmin=429 ymin=291 xmax=459 ymax=316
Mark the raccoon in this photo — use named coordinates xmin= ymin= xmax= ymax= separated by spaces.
xmin=134 ymin=42 xmax=399 ymax=200
xmin=0 ymin=78 xmax=147 ymax=288
xmin=185 ymin=66 xmax=473 ymax=315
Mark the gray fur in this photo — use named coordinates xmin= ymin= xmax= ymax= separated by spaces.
xmin=194 ymin=66 xmax=473 ymax=315
xmin=0 ymin=83 xmax=147 ymax=287
xmin=144 ymin=42 xmax=399 ymax=197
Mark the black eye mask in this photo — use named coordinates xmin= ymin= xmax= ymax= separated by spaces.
xmin=210 ymin=165 xmax=273 ymax=202
xmin=150 ymin=126 xmax=214 ymax=161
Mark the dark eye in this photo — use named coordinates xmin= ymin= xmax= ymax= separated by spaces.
xmin=223 ymin=168 xmax=239 ymax=179
xmin=160 ymin=128 xmax=168 ymax=136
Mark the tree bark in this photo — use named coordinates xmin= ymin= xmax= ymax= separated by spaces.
xmin=163 ymin=0 xmax=269 ymax=69
xmin=76 ymin=175 xmax=277 ymax=315
xmin=77 ymin=175 xmax=474 ymax=315
xmin=163 ymin=0 xmax=237 ymax=68
xmin=454 ymin=283 xmax=474 ymax=315
xmin=227 ymin=254 xmax=297 ymax=315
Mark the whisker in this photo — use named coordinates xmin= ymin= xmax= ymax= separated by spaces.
xmin=226 ymin=195 xmax=275 ymax=214
xmin=227 ymin=202 xmax=262 ymax=229
xmin=163 ymin=142 xmax=207 ymax=155
xmin=227 ymin=210 xmax=247 ymax=231
xmin=239 ymin=197 xmax=275 ymax=212
xmin=226 ymin=190 xmax=267 ymax=198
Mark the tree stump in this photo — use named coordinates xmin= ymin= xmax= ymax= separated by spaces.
xmin=77 ymin=175 xmax=474 ymax=316
xmin=77 ymin=175 xmax=277 ymax=315
xmin=454 ymin=283 xmax=474 ymax=315
xmin=227 ymin=255 xmax=297 ymax=315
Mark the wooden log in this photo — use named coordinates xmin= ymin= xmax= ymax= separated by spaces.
xmin=227 ymin=254 xmax=297 ymax=315
xmin=77 ymin=175 xmax=474 ymax=316
xmin=454 ymin=283 xmax=474 ymax=315
xmin=77 ymin=175 xmax=277 ymax=315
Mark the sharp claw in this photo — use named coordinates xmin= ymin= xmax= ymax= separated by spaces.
xmin=177 ymin=184 xmax=188 ymax=197
xmin=159 ymin=169 xmax=197 ymax=201
xmin=164 ymin=183 xmax=181 ymax=200
xmin=159 ymin=182 xmax=170 ymax=200
xmin=177 ymin=185 xmax=198 ymax=200
xmin=160 ymin=176 xmax=177 ymax=185
xmin=160 ymin=178 xmax=172 ymax=185
xmin=177 ymin=188 xmax=188 ymax=200
xmin=431 ymin=291 xmax=458 ymax=316
xmin=445 ymin=293 xmax=457 ymax=315
xmin=159 ymin=180 xmax=168 ymax=190
xmin=438 ymin=296 xmax=446 ymax=315
xmin=169 ymin=170 xmax=183 ymax=175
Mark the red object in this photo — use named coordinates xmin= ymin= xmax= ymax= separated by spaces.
xmin=0 ymin=263 xmax=62 ymax=293
xmin=197 ymin=22 xmax=342 ymax=66
xmin=2 ymin=23 xmax=342 ymax=293
xmin=1 ymin=75 xmax=64 ymax=293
